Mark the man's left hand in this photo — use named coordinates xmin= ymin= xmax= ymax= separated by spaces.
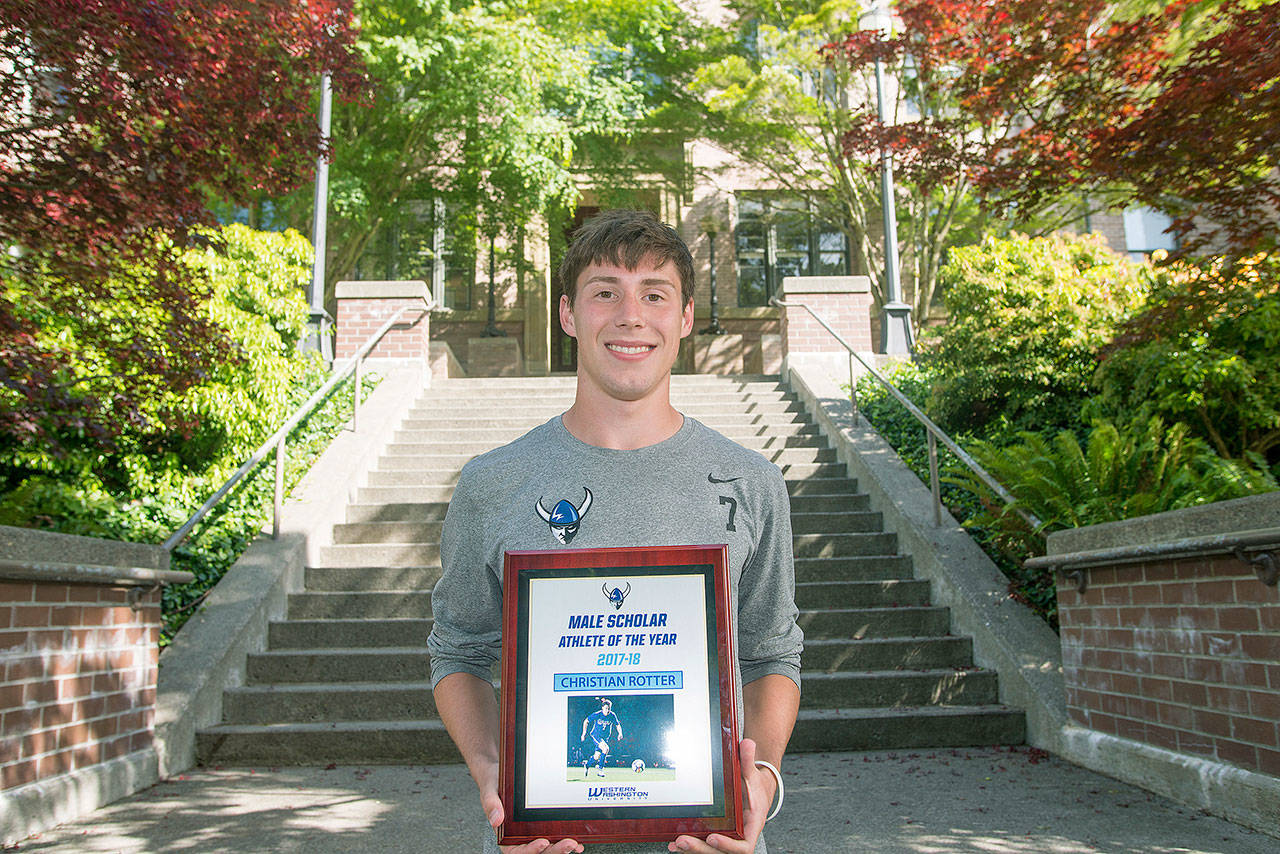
xmin=667 ymin=738 xmax=775 ymax=853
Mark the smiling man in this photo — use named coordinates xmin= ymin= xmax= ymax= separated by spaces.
xmin=428 ymin=210 xmax=803 ymax=854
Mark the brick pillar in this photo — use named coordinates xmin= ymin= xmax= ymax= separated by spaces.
xmin=778 ymin=276 xmax=874 ymax=382
xmin=334 ymin=280 xmax=430 ymax=362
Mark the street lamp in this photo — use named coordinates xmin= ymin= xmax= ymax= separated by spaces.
xmin=306 ymin=71 xmax=334 ymax=362
xmin=699 ymin=212 xmax=726 ymax=335
xmin=860 ymin=2 xmax=914 ymax=355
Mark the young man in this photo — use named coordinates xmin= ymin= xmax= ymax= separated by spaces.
xmin=580 ymin=698 xmax=623 ymax=777
xmin=428 ymin=209 xmax=803 ymax=854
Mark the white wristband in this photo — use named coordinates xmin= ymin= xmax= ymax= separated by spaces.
xmin=753 ymin=759 xmax=784 ymax=821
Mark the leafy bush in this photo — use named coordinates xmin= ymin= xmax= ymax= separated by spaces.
xmin=0 ymin=223 xmax=375 ymax=643
xmin=1094 ymin=252 xmax=1280 ymax=465
xmin=921 ymin=232 xmax=1147 ymax=439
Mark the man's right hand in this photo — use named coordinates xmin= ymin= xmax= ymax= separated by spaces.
xmin=482 ymin=786 xmax=583 ymax=854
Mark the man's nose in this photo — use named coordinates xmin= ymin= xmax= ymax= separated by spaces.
xmin=613 ymin=292 xmax=645 ymax=326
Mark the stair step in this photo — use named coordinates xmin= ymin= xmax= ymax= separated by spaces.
xmin=786 ymin=494 xmax=870 ymax=513
xmin=786 ymin=478 xmax=857 ymax=496
xmin=798 ymin=669 xmax=1001 ymax=708
xmin=375 ymin=445 xmax=836 ymax=470
xmin=797 ymin=606 xmax=951 ymax=639
xmin=288 ymin=592 xmax=432 ymax=620
xmin=303 ymin=566 xmax=441 ymax=592
xmin=793 ymin=555 xmax=914 ymax=582
xmin=195 ymin=719 xmax=461 ymax=765
xmin=791 ymin=511 xmax=882 ymax=535
xmin=794 ymin=579 xmax=930 ymax=609
xmin=247 ymin=648 xmax=430 ymax=683
xmin=268 ymin=618 xmax=432 ymax=649
xmin=356 ymin=486 xmax=458 ymax=504
xmin=801 ymin=636 xmax=975 ymax=672
xmin=789 ymin=705 xmax=1025 ymax=752
xmin=793 ymin=531 xmax=896 ymax=558
xmin=221 ymin=682 xmax=436 ymax=724
xmin=344 ymin=502 xmax=450 ymax=523
xmin=317 ymin=544 xmax=440 ymax=568
xmin=332 ymin=521 xmax=444 ymax=545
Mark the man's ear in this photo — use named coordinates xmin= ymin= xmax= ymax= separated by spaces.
xmin=559 ymin=293 xmax=576 ymax=338
xmin=680 ymin=298 xmax=694 ymax=339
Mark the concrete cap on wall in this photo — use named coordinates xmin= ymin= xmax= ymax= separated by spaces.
xmin=1047 ymin=491 xmax=1280 ymax=555
xmin=781 ymin=275 xmax=872 ymax=295
xmin=335 ymin=280 xmax=429 ymax=300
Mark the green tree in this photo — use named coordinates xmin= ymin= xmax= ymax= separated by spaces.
xmin=297 ymin=0 xmax=706 ymax=299
xmin=694 ymin=0 xmax=985 ymax=322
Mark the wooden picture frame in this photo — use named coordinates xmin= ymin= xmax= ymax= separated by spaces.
xmin=498 ymin=544 xmax=743 ymax=845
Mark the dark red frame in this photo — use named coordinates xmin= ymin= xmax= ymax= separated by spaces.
xmin=498 ymin=544 xmax=743 ymax=845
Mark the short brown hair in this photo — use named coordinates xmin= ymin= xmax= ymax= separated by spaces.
xmin=560 ymin=210 xmax=694 ymax=306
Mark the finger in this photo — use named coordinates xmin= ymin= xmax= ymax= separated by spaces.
xmin=481 ymin=790 xmax=504 ymax=830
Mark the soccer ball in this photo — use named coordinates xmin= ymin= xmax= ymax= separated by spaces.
xmin=631 ymin=759 xmax=646 ymax=773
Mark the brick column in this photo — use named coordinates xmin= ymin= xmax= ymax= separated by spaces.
xmin=334 ymin=280 xmax=430 ymax=362
xmin=778 ymin=275 xmax=874 ymax=382
xmin=0 ymin=526 xmax=189 ymax=845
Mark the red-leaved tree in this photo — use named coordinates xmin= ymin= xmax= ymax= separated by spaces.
xmin=0 ymin=0 xmax=363 ymax=450
xmin=827 ymin=0 xmax=1278 ymax=258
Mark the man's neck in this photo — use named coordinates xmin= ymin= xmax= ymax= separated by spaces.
xmin=561 ymin=377 xmax=683 ymax=450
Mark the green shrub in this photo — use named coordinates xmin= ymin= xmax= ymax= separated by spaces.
xmin=922 ymin=232 xmax=1147 ymax=438
xmin=1093 ymin=252 xmax=1280 ymax=465
xmin=947 ymin=417 xmax=1277 ymax=625
xmin=0 ymin=223 xmax=374 ymax=643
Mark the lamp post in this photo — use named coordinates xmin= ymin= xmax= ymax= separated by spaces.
xmin=860 ymin=2 xmax=914 ymax=355
xmin=307 ymin=72 xmax=334 ymax=362
xmin=699 ymin=213 xmax=726 ymax=335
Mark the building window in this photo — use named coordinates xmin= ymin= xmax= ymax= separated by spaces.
xmin=735 ymin=195 xmax=848 ymax=306
xmin=354 ymin=200 xmax=474 ymax=310
xmin=1122 ymin=206 xmax=1177 ymax=260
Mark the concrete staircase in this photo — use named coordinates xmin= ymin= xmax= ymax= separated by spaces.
xmin=195 ymin=376 xmax=1025 ymax=765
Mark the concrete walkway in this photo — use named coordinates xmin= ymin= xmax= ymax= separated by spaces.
xmin=10 ymin=747 xmax=1274 ymax=853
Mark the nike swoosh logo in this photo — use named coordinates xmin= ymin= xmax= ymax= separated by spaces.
xmin=708 ymin=473 xmax=742 ymax=484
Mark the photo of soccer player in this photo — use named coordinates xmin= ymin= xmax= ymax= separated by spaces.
xmin=566 ymin=694 xmax=676 ymax=782
xmin=580 ymin=697 xmax=622 ymax=777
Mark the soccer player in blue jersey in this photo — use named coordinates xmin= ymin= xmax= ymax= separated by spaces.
xmin=580 ymin=698 xmax=624 ymax=777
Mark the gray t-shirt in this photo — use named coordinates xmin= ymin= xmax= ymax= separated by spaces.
xmin=428 ymin=415 xmax=803 ymax=853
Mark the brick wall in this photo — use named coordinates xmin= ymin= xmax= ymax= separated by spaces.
xmin=1057 ymin=553 xmax=1280 ymax=777
xmin=334 ymin=297 xmax=430 ymax=361
xmin=1 ymin=581 xmax=161 ymax=791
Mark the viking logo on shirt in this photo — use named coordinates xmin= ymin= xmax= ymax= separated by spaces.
xmin=535 ymin=487 xmax=592 ymax=545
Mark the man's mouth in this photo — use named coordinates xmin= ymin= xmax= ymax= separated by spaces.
xmin=606 ymin=343 xmax=656 ymax=355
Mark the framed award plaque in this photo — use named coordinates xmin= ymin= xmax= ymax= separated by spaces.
xmin=497 ymin=544 xmax=743 ymax=845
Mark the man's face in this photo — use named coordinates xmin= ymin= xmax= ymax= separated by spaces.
xmin=560 ymin=257 xmax=694 ymax=406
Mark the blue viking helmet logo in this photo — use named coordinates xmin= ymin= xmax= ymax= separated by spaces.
xmin=603 ymin=582 xmax=631 ymax=610
xmin=535 ymin=488 xmax=592 ymax=545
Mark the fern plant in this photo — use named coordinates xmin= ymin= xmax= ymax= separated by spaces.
xmin=950 ymin=416 xmax=1277 ymax=544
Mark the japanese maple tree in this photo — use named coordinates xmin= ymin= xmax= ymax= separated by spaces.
xmin=0 ymin=0 xmax=363 ymax=450
xmin=827 ymin=0 xmax=1278 ymax=259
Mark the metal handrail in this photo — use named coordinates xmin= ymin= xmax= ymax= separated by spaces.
xmin=1025 ymin=528 xmax=1280 ymax=592
xmin=771 ymin=296 xmax=1043 ymax=531
xmin=163 ymin=297 xmax=434 ymax=552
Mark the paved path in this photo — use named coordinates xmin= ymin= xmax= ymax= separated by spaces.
xmin=12 ymin=748 xmax=1275 ymax=853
